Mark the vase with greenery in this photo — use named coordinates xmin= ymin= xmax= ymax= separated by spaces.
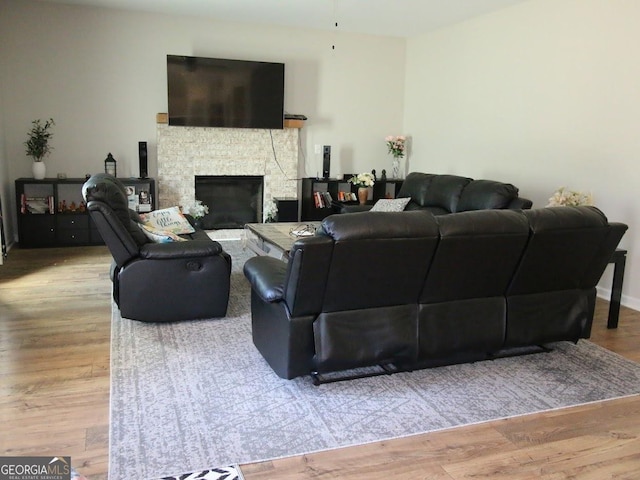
xmin=183 ymin=199 xmax=209 ymax=228
xmin=349 ymin=172 xmax=375 ymax=205
xmin=25 ymin=118 xmax=55 ymax=179
xmin=385 ymin=135 xmax=406 ymax=179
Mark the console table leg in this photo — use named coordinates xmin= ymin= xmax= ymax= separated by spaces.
xmin=608 ymin=250 xmax=626 ymax=329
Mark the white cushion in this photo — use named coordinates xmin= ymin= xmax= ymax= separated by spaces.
xmin=370 ymin=197 xmax=411 ymax=212
xmin=138 ymin=206 xmax=195 ymax=235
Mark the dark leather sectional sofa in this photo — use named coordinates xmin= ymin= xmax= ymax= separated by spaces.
xmin=342 ymin=172 xmax=533 ymax=214
xmin=243 ymin=206 xmax=627 ymax=381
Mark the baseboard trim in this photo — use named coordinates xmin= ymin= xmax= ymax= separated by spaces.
xmin=597 ymin=286 xmax=640 ymax=313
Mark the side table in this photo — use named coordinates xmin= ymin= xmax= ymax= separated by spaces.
xmin=607 ymin=248 xmax=626 ymax=329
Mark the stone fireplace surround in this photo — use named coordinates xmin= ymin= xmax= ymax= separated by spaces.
xmin=157 ymin=124 xmax=299 ymax=223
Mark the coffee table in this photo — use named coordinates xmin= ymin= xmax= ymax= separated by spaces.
xmin=244 ymin=222 xmax=320 ymax=261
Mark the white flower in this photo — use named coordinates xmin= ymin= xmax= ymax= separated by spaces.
xmin=547 ymin=187 xmax=593 ymax=207
xmin=184 ymin=199 xmax=209 ymax=219
xmin=264 ymin=199 xmax=278 ymax=221
xmin=349 ymin=172 xmax=375 ymax=188
xmin=385 ymin=135 xmax=406 ymax=158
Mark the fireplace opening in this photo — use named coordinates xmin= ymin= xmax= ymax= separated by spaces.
xmin=195 ymin=175 xmax=263 ymax=229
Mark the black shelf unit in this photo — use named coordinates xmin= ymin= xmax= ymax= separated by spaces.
xmin=301 ymin=177 xmax=404 ymax=221
xmin=15 ymin=177 xmax=155 ymax=248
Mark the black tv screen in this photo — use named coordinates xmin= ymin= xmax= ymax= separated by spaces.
xmin=167 ymin=55 xmax=285 ymax=129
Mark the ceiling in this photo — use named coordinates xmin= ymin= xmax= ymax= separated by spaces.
xmin=38 ymin=0 xmax=531 ymax=38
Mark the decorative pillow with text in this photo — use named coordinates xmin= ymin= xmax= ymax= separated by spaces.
xmin=138 ymin=206 xmax=195 ymax=235
xmin=138 ymin=223 xmax=188 ymax=243
xmin=369 ymin=197 xmax=411 ymax=212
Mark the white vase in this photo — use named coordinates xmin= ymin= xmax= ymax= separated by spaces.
xmin=32 ymin=161 xmax=46 ymax=180
xmin=392 ymin=157 xmax=400 ymax=179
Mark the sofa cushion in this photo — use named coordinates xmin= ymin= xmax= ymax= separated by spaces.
xmin=457 ymin=180 xmax=519 ymax=212
xmin=397 ymin=172 xmax=434 ymax=206
xmin=398 ymin=173 xmax=471 ymax=213
xmin=427 ymin=175 xmax=472 ymax=212
xmin=404 ymin=202 xmax=449 ymax=216
xmin=370 ymin=197 xmax=411 ymax=212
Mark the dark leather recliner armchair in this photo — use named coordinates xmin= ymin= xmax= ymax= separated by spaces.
xmin=82 ymin=173 xmax=232 ymax=322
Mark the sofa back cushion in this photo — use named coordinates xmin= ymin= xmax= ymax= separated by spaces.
xmin=398 ymin=172 xmax=471 ymax=213
xmin=319 ymin=211 xmax=439 ymax=312
xmin=505 ymin=206 xmax=617 ymax=348
xmin=83 ymin=174 xmax=150 ymax=266
xmin=285 ymin=236 xmax=335 ymax=317
xmin=507 ymin=206 xmax=610 ymax=295
xmin=456 ymin=180 xmax=519 ymax=212
xmin=397 ymin=172 xmax=434 ymax=206
xmin=420 ymin=210 xmax=530 ymax=303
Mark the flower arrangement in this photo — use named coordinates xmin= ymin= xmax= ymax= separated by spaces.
xmin=25 ymin=118 xmax=55 ymax=162
xmin=183 ymin=199 xmax=209 ymax=219
xmin=547 ymin=187 xmax=594 ymax=207
xmin=349 ymin=172 xmax=375 ymax=189
xmin=264 ymin=199 xmax=278 ymax=222
xmin=385 ymin=135 xmax=406 ymax=159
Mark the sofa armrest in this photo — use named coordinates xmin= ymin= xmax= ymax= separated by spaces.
xmin=509 ymin=197 xmax=533 ymax=209
xmin=243 ymin=256 xmax=288 ymax=302
xmin=139 ymin=239 xmax=224 ymax=259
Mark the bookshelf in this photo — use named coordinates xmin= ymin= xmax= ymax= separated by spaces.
xmin=301 ymin=177 xmax=403 ymax=221
xmin=15 ymin=177 xmax=155 ymax=247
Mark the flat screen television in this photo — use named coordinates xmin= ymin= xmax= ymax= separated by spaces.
xmin=167 ymin=55 xmax=285 ymax=129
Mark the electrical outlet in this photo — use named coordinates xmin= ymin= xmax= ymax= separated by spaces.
xmin=314 ymin=144 xmax=322 ymax=154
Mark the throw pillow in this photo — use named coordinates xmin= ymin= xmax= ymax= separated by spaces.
xmin=370 ymin=197 xmax=411 ymax=212
xmin=138 ymin=206 xmax=195 ymax=234
xmin=138 ymin=223 xmax=188 ymax=243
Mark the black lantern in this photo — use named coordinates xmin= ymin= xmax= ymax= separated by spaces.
xmin=104 ymin=153 xmax=117 ymax=177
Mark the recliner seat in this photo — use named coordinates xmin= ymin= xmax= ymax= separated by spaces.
xmin=83 ymin=173 xmax=232 ymax=322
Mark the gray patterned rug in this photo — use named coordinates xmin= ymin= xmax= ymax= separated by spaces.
xmin=109 ymin=240 xmax=640 ymax=479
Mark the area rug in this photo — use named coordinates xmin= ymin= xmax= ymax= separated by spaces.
xmin=109 ymin=240 xmax=640 ymax=479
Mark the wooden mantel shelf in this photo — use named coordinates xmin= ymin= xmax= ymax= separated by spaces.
xmin=156 ymin=113 xmax=304 ymax=129
xmin=283 ymin=119 xmax=304 ymax=129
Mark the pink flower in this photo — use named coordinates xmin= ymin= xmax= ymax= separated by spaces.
xmin=385 ymin=135 xmax=406 ymax=158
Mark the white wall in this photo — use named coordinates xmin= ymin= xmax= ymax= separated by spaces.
xmin=0 ymin=0 xmax=405 ymax=241
xmin=405 ymin=0 xmax=640 ymax=309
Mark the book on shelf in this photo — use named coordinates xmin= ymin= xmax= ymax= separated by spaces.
xmin=21 ymin=194 xmax=54 ymax=214
xmin=313 ymin=191 xmax=333 ymax=208
xmin=337 ymin=191 xmax=356 ymax=202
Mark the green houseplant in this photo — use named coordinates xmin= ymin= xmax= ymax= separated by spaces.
xmin=25 ymin=118 xmax=55 ymax=179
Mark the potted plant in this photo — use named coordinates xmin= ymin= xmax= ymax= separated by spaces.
xmin=385 ymin=135 xmax=406 ymax=179
xmin=183 ymin=199 xmax=209 ymax=228
xmin=349 ymin=172 xmax=375 ymax=205
xmin=25 ymin=118 xmax=55 ymax=179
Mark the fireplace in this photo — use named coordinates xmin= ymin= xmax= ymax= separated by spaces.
xmin=156 ymin=125 xmax=299 ymax=224
xmin=195 ymin=175 xmax=263 ymax=229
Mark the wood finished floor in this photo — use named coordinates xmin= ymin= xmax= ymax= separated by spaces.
xmin=0 ymin=246 xmax=638 ymax=479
